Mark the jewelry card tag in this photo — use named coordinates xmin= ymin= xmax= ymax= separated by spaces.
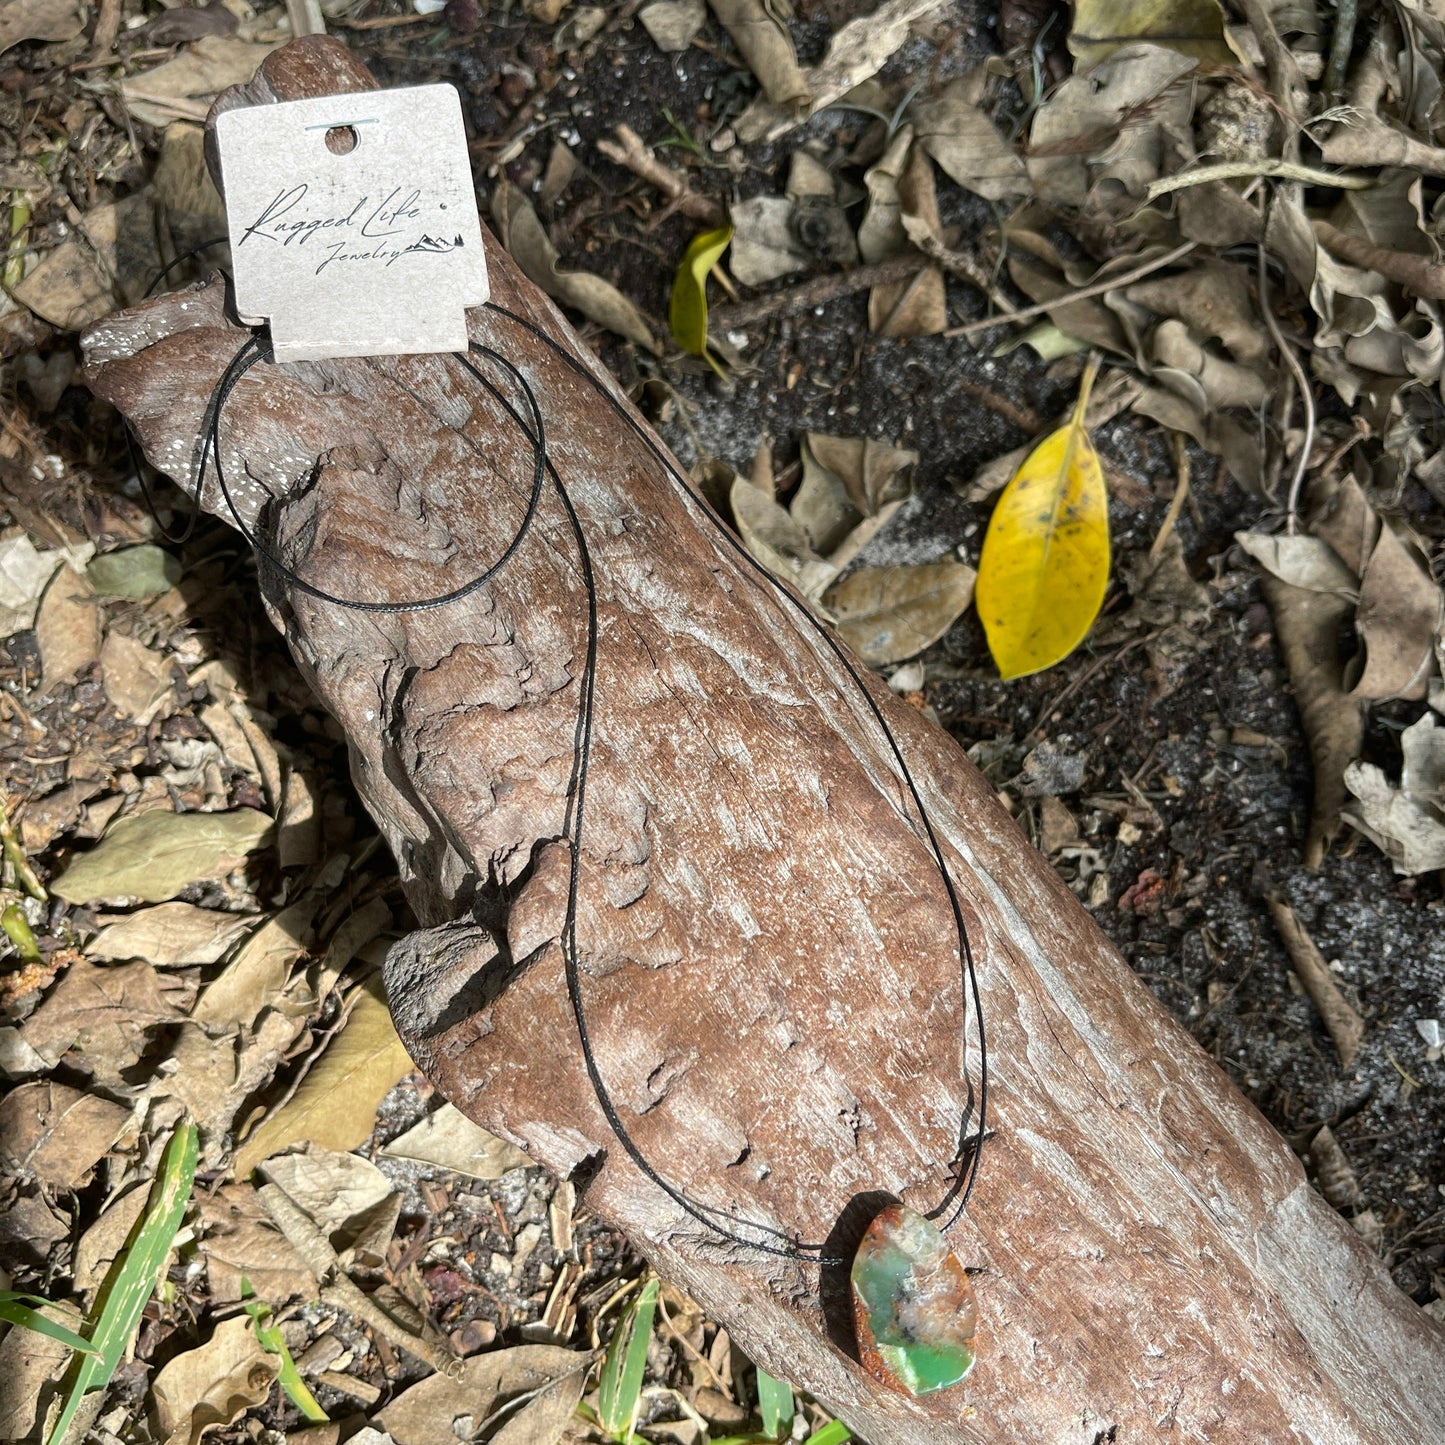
xmin=215 ymin=85 xmax=488 ymax=363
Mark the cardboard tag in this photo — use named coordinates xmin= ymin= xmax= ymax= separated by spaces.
xmin=216 ymin=85 xmax=488 ymax=362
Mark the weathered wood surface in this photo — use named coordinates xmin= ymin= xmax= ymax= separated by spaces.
xmin=83 ymin=37 xmax=1445 ymax=1445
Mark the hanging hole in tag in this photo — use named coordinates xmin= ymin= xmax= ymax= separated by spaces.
xmin=325 ymin=125 xmax=358 ymax=155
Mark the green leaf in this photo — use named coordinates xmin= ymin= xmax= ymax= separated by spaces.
xmin=0 ymin=1294 xmax=99 ymax=1356
xmin=48 ymin=1121 xmax=198 ymax=1445
xmin=86 ymin=545 xmax=182 ymax=599
xmin=241 ymin=1286 xmax=328 ymax=1423
xmin=596 ymin=1277 xmax=659 ymax=1441
xmin=808 ymin=1422 xmax=852 ymax=1445
xmin=669 ymin=224 xmax=732 ymax=373
xmin=755 ymin=1366 xmax=794 ymax=1439
xmin=51 ymin=808 xmax=274 ymax=904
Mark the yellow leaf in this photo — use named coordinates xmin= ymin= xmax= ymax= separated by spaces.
xmin=1068 ymin=0 xmax=1239 ymax=68
xmin=975 ymin=357 xmax=1110 ymax=680
xmin=232 ymin=977 xmax=414 ymax=1177
xmin=669 ymin=224 xmax=732 ymax=372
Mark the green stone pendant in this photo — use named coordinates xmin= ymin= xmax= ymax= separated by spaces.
xmin=850 ymin=1202 xmax=978 ymax=1397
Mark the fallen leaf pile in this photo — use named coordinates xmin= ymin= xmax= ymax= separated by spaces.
xmin=494 ymin=0 xmax=1445 ymax=875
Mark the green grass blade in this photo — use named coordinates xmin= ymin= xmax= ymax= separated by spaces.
xmin=241 ymin=1289 xmax=328 ymax=1423
xmin=755 ymin=1366 xmax=794 ymax=1438
xmin=596 ymin=1276 xmax=659 ymax=1440
xmin=46 ymin=1121 xmax=198 ymax=1445
xmin=808 ymin=1421 xmax=852 ymax=1445
xmin=0 ymin=1294 xmax=99 ymax=1356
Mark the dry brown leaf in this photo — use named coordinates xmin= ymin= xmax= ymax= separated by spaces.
xmin=34 ymin=560 xmax=100 ymax=686
xmin=86 ymin=902 xmax=257 ymax=967
xmin=492 ymin=1364 xmax=590 ymax=1445
xmin=1267 ymin=193 xmax=1393 ymax=355
xmin=1151 ymin=320 xmax=1270 ymax=410
xmin=1127 ymin=259 xmax=1268 ymax=365
xmin=1308 ymin=472 xmax=1379 ymax=577
xmin=101 ymin=629 xmax=173 ymax=721
xmin=911 ymin=76 xmax=1031 ymax=202
xmin=378 ymin=1347 xmax=587 ymax=1445
xmin=0 ymin=533 xmax=76 ymax=638
xmin=260 ymin=1145 xmax=399 ymax=1265
xmin=857 ymin=127 xmax=912 ymax=264
xmin=196 ymin=1181 xmax=316 ymax=1304
xmin=492 ymin=183 xmax=657 ymax=351
xmin=153 ymin=1316 xmax=278 ymax=1445
xmin=734 ymin=0 xmax=948 ymax=143
xmin=1234 ymin=532 xmax=1358 ymax=596
xmin=1349 ymin=522 xmax=1441 ymax=701
xmin=19 ymin=778 xmax=108 ymax=853
xmin=727 ymin=195 xmax=811 ymax=287
xmin=1344 ymin=713 xmax=1445 ymax=875
xmin=51 ymin=806 xmax=274 ymax=905
xmin=0 ymin=1080 xmax=131 ymax=1188
xmin=1260 ymin=574 xmax=1365 ymax=867
xmin=1027 ymin=45 xmax=1198 ymax=209
xmin=869 ymin=144 xmax=946 ymax=338
xmin=122 ymin=37 xmax=281 ymax=126
xmin=232 ymin=977 xmax=415 ymax=1177
xmin=707 ymin=0 xmax=807 ymax=107
xmin=191 ymin=900 xmax=318 ymax=1031
xmin=20 ymin=957 xmax=190 ymax=1074
xmin=74 ymin=1184 xmax=150 ymax=1293
xmin=824 ymin=561 xmax=976 ymax=665
xmin=639 ymin=0 xmax=706 ymax=51
xmin=153 ymin=122 xmax=230 ymax=260
xmin=11 ymin=193 xmax=163 ymax=330
xmin=382 ymin=1103 xmax=532 ymax=1181
xmin=729 ymin=477 xmax=839 ymax=603
xmin=0 ymin=0 xmax=84 ymax=53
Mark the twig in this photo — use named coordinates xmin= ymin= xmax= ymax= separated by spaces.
xmin=258 ymin=1183 xmax=463 ymax=1378
xmin=595 ymin=125 xmax=726 ymax=228
xmin=1149 ymin=433 xmax=1191 ymax=562
xmin=943 ymin=240 xmax=1198 ymax=340
xmin=1267 ymin=899 xmax=1365 ymax=1069
xmin=708 ymin=254 xmax=927 ymax=330
xmin=1325 ymin=0 xmax=1358 ymax=99
xmin=906 ymin=232 xmax=1016 ymax=313
xmin=1144 ymin=159 xmax=1370 ymax=202
xmin=1257 ymin=241 xmax=1314 ymax=533
xmin=89 ymin=0 xmax=122 ymax=59
xmin=1312 ymin=218 xmax=1445 ymax=299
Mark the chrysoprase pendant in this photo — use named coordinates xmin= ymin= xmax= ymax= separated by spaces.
xmin=850 ymin=1202 xmax=978 ymax=1397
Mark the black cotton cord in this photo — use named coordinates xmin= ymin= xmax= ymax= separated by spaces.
xmin=186 ymin=316 xmax=987 ymax=1267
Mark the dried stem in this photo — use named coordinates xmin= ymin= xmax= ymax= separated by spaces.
xmin=944 ymin=240 xmax=1198 ymax=340
xmin=1257 ymin=241 xmax=1314 ymax=533
xmin=1313 ymin=218 xmax=1445 ymax=299
xmin=709 ymin=253 xmax=926 ymax=330
xmin=596 ymin=126 xmax=727 ymax=229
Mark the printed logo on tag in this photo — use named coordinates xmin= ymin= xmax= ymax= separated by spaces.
xmin=216 ymin=85 xmax=489 ymax=363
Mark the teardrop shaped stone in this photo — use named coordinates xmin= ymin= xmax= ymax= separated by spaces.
xmin=850 ymin=1202 xmax=978 ymax=1397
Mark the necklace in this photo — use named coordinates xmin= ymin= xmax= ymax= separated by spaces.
xmin=174 ymin=306 xmax=989 ymax=1396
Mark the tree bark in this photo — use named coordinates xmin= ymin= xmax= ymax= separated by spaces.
xmin=83 ymin=36 xmax=1445 ymax=1445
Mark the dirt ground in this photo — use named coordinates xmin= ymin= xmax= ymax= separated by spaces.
xmin=2 ymin=0 xmax=1444 ymax=1439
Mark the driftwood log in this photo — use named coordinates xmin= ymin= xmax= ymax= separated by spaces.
xmin=84 ymin=37 xmax=1445 ymax=1445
